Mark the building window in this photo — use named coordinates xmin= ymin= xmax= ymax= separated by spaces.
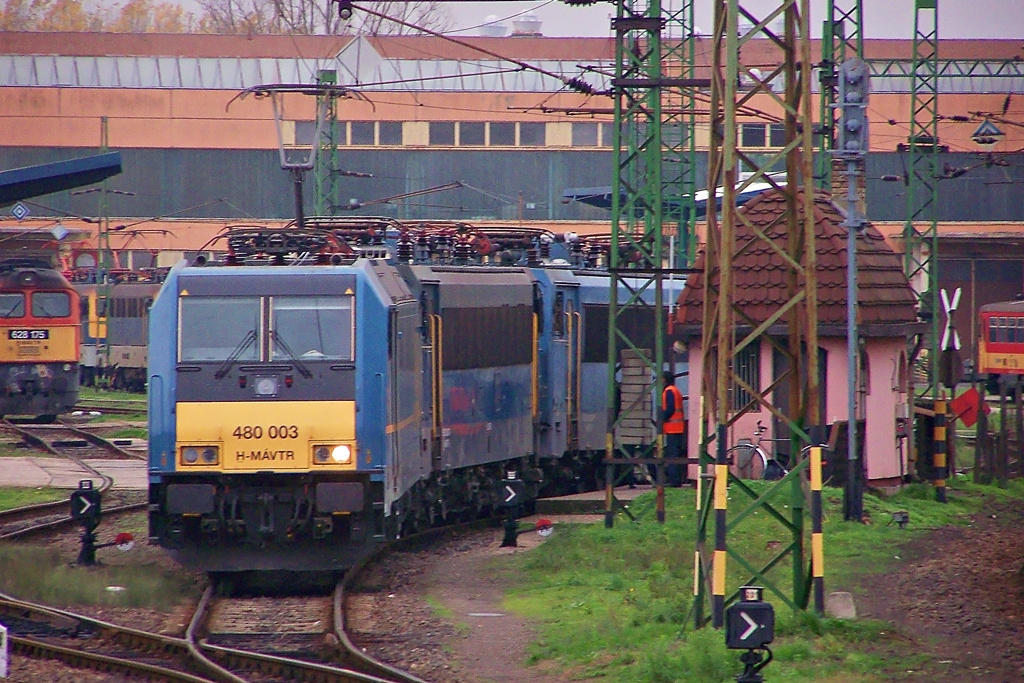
xmin=294 ymin=120 xmax=317 ymax=146
xmin=460 ymin=122 xmax=485 ymax=146
xmin=741 ymin=123 xmax=766 ymax=148
xmin=490 ymin=122 xmax=515 ymax=146
xmin=379 ymin=121 xmax=402 ymax=145
xmin=769 ymin=123 xmax=786 ymax=147
xmin=519 ymin=122 xmax=545 ymax=146
xmin=730 ymin=340 xmax=760 ymax=411
xmin=429 ymin=122 xmax=456 ymax=146
xmin=351 ymin=121 xmax=375 ymax=145
xmin=572 ymin=122 xmax=599 ymax=146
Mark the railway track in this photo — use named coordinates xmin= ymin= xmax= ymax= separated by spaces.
xmin=0 ymin=418 xmax=148 ymax=540
xmin=73 ymin=398 xmax=147 ymax=415
xmin=191 ymin=579 xmax=430 ymax=683
xmin=4 ymin=527 xmax=462 ymax=681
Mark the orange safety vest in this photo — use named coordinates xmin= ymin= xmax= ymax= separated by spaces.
xmin=662 ymin=385 xmax=685 ymax=434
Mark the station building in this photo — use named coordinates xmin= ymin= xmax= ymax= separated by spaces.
xmin=1 ymin=29 xmax=1024 ymax=358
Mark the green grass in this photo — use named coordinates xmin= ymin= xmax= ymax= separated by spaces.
xmin=106 ymin=426 xmax=148 ymax=440
xmin=78 ymin=387 xmax=146 ymax=404
xmin=0 ymin=543 xmax=201 ymax=610
xmin=499 ymin=476 xmax=1024 ymax=682
xmin=0 ymin=487 xmax=64 ymax=509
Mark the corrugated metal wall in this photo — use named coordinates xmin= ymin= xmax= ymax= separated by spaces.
xmin=2 ymin=147 xmax=1022 ymax=222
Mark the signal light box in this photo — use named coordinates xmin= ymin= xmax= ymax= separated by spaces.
xmin=725 ymin=586 xmax=775 ymax=650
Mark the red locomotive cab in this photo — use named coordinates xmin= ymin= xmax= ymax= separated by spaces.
xmin=0 ymin=260 xmax=82 ymax=419
xmin=978 ymin=303 xmax=1024 ymax=378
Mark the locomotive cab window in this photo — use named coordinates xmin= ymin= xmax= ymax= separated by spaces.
xmin=0 ymin=293 xmax=25 ymax=318
xmin=270 ymin=296 xmax=354 ymax=361
xmin=31 ymin=292 xmax=70 ymax=318
xmin=179 ymin=296 xmax=261 ymax=362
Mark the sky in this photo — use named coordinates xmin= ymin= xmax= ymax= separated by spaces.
xmin=437 ymin=0 xmax=1024 ymax=39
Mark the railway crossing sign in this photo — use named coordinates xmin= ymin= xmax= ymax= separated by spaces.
xmin=940 ymin=288 xmax=961 ymax=351
xmin=940 ymin=288 xmax=964 ymax=389
xmin=725 ymin=586 xmax=775 ymax=650
xmin=70 ymin=480 xmax=101 ymax=521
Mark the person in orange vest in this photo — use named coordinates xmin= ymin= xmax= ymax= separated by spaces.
xmin=662 ymin=371 xmax=686 ymax=487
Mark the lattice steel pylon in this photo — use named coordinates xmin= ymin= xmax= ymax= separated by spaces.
xmin=603 ymin=0 xmax=699 ymax=526
xmin=901 ymin=0 xmax=941 ymax=503
xmin=816 ymin=0 xmax=863 ymax=190
xmin=314 ymin=69 xmax=342 ymax=217
xmin=694 ymin=0 xmax=821 ymax=628
xmin=902 ymin=0 xmax=940 ymax=398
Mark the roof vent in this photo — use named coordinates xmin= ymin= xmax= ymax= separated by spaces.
xmin=511 ymin=13 xmax=542 ymax=36
xmin=480 ymin=15 xmax=509 ymax=37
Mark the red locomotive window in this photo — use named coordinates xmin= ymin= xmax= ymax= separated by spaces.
xmin=31 ymin=291 xmax=71 ymax=318
xmin=0 ymin=293 xmax=25 ymax=318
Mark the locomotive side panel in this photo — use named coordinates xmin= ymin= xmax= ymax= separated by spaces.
xmin=430 ymin=267 xmax=536 ymax=471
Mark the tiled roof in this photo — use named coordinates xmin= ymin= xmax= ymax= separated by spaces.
xmin=675 ymin=189 xmax=918 ymax=336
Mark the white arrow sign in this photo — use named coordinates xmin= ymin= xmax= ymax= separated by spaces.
xmin=739 ymin=611 xmax=759 ymax=640
xmin=504 ymin=485 xmax=517 ymax=503
xmin=76 ymin=497 xmax=94 ymax=516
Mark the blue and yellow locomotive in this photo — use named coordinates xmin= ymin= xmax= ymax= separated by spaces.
xmin=147 ymin=222 xmax=662 ymax=572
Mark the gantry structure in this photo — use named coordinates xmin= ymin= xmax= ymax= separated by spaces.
xmin=602 ymin=0 xmax=699 ymax=526
xmin=602 ymin=0 xmax=822 ymax=628
xmin=902 ymin=0 xmax=940 ymax=403
xmin=694 ymin=0 xmax=820 ymax=628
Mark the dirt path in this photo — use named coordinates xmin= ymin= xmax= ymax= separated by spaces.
xmin=855 ymin=500 xmax=1024 ymax=682
xmin=359 ymin=503 xmax=1024 ymax=683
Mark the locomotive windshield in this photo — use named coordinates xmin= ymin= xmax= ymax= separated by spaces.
xmin=31 ymin=292 xmax=71 ymax=318
xmin=179 ymin=296 xmax=261 ymax=362
xmin=0 ymin=293 xmax=25 ymax=318
xmin=270 ymin=296 xmax=353 ymax=361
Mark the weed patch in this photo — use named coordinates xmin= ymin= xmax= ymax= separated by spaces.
xmin=0 ymin=544 xmax=199 ymax=610
xmin=0 ymin=487 xmax=64 ymax=509
xmin=505 ymin=477 xmax=1024 ymax=682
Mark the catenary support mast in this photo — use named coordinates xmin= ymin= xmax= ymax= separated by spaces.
xmin=695 ymin=0 xmax=821 ymax=628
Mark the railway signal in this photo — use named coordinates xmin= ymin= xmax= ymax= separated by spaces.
xmin=70 ymin=479 xmax=101 ymax=522
xmin=725 ymin=586 xmax=775 ymax=683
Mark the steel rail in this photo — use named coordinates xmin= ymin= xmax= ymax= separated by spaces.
xmin=57 ymin=416 xmax=146 ymax=460
xmin=0 ymin=591 xmax=219 ymax=683
xmin=0 ymin=419 xmax=114 ymax=491
xmin=334 ymin=521 xmax=496 ymax=683
xmin=9 ymin=636 xmax=221 ymax=683
xmin=189 ymin=584 xmax=409 ymax=683
xmin=0 ymin=501 xmax=147 ymax=541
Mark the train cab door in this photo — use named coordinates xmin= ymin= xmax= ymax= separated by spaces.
xmin=564 ymin=289 xmax=582 ymax=452
xmin=419 ymin=285 xmax=443 ymax=470
xmin=549 ymin=284 xmax=582 ymax=455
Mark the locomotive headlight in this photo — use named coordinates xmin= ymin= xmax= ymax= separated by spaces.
xmin=182 ymin=447 xmax=199 ymax=464
xmin=331 ymin=445 xmax=352 ymax=463
xmin=201 ymin=447 xmax=219 ymax=464
xmin=254 ymin=376 xmax=279 ymax=397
